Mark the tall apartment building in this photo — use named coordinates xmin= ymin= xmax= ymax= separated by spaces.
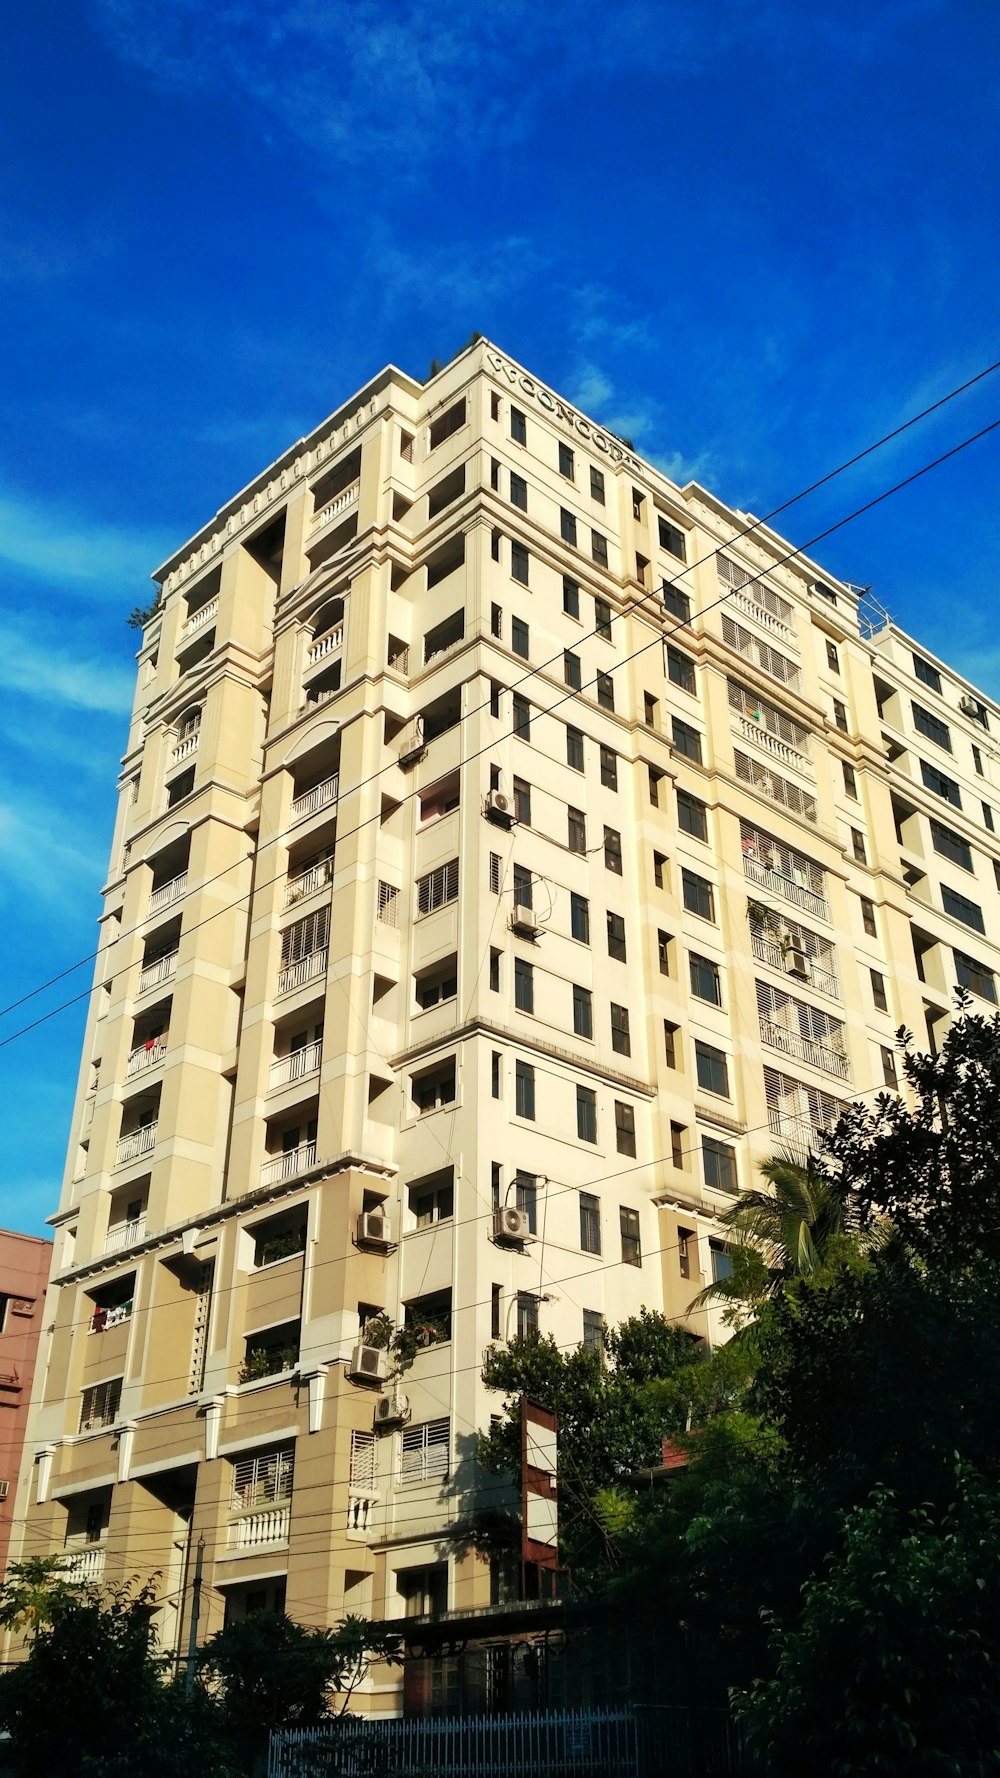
xmin=13 ymin=338 xmax=1000 ymax=1702
xmin=0 ymin=1230 xmax=52 ymax=1579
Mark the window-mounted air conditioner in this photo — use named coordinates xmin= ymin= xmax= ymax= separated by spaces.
xmin=784 ymin=947 xmax=810 ymax=980
xmin=510 ymin=903 xmax=539 ymax=937
xmin=357 ymin=1210 xmax=393 ymax=1250
xmin=493 ymin=1206 xmax=530 ymax=1243
xmin=485 ymin=789 xmax=514 ymax=827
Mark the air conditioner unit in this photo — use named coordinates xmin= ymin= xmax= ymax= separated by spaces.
xmin=510 ymin=903 xmax=539 ymax=937
xmin=349 ymin=1344 xmax=389 ymax=1384
xmin=960 ymin=695 xmax=981 ymax=720
xmin=397 ymin=726 xmax=426 ymax=767
xmin=485 ymin=789 xmax=514 ymax=827
xmin=374 ymin=1390 xmax=409 ymax=1428
xmin=357 ymin=1210 xmax=393 ymax=1250
xmin=493 ymin=1206 xmax=531 ymax=1243
xmin=784 ymin=947 xmax=810 ymax=980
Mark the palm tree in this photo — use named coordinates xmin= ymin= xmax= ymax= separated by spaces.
xmin=692 ymin=1148 xmax=863 ymax=1316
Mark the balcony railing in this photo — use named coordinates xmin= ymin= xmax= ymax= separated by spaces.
xmin=182 ymin=596 xmax=219 ymax=638
xmin=89 ymin=1301 xmax=133 ymax=1334
xmin=138 ymin=951 xmax=178 ymax=994
xmin=171 ymin=731 xmax=199 ymax=766
xmin=725 ymin=585 xmax=795 ymax=641
xmin=229 ymin=1505 xmax=290 ymax=1550
xmin=276 ymin=948 xmax=327 ymax=997
xmin=307 ymin=627 xmax=343 ymax=666
xmin=290 ymin=774 xmax=339 ymax=824
xmin=311 ymin=481 xmax=360 ymax=531
xmin=269 ymin=1042 xmax=322 ymax=1091
xmin=260 ymin=1142 xmax=316 ymax=1188
xmin=759 ymin=1017 xmax=850 ymax=1080
xmin=734 ymin=714 xmax=811 ymax=775
xmin=105 ymin=1218 xmax=146 ymax=1254
xmin=750 ymin=932 xmax=839 ymax=1000
xmin=284 ymin=858 xmax=334 ymax=908
xmin=116 ymin=1123 xmax=157 ymax=1166
xmin=62 ymin=1543 xmax=107 ymax=1582
xmin=347 ymin=1494 xmax=377 ymax=1535
xmin=149 ymin=872 xmax=187 ymax=915
xmin=126 ymin=1037 xmax=166 ymax=1079
xmin=742 ymin=853 xmax=829 ymax=921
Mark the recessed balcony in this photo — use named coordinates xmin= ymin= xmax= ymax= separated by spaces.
xmin=284 ymin=858 xmax=333 ymax=909
xmin=307 ymin=627 xmax=343 ymax=667
xmin=310 ymin=480 xmax=359 ymax=532
xmin=260 ymin=1142 xmax=316 ymax=1187
xmin=138 ymin=951 xmax=178 ymax=995
xmin=269 ymin=1043 xmax=322 ymax=1091
xmin=182 ymin=596 xmax=219 ymax=639
xmin=276 ymin=948 xmax=327 ymax=997
xmin=290 ymin=774 xmax=339 ymax=824
xmin=149 ymin=873 xmax=187 ymax=916
xmin=62 ymin=1543 xmax=107 ymax=1582
xmin=228 ymin=1505 xmax=290 ymax=1550
xmin=126 ymin=1036 xmax=166 ymax=1079
xmin=759 ymin=1017 xmax=850 ymax=1080
xmin=105 ymin=1218 xmax=146 ymax=1255
xmin=116 ymin=1123 xmax=157 ymax=1167
xmin=171 ymin=731 xmax=199 ymax=767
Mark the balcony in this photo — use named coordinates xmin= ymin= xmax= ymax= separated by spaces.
xmin=742 ymin=853 xmax=828 ymax=922
xmin=116 ymin=1123 xmax=157 ymax=1167
xmin=276 ymin=948 xmax=327 ymax=997
xmin=62 ymin=1543 xmax=107 ymax=1582
xmin=269 ymin=1043 xmax=322 ymax=1091
xmin=725 ymin=585 xmax=795 ymax=641
xmin=126 ymin=1037 xmax=166 ymax=1079
xmin=311 ymin=480 xmax=359 ymax=531
xmin=149 ymin=873 xmax=187 ymax=915
xmin=105 ymin=1218 xmax=146 ymax=1254
xmin=228 ymin=1505 xmax=290 ymax=1550
xmin=138 ymin=951 xmax=178 ymax=994
xmin=290 ymin=774 xmax=339 ymax=824
xmin=759 ymin=1017 xmax=850 ymax=1080
xmin=260 ymin=1142 xmax=316 ymax=1187
xmin=750 ymin=931 xmax=839 ymax=999
xmin=171 ymin=731 xmax=199 ymax=767
xmin=89 ymin=1301 xmax=133 ymax=1334
xmin=734 ymin=714 xmax=811 ymax=775
xmin=307 ymin=627 xmax=343 ymax=667
xmin=182 ymin=596 xmax=219 ymax=639
xmin=347 ymin=1494 xmax=377 ymax=1536
xmin=284 ymin=858 xmax=333 ymax=909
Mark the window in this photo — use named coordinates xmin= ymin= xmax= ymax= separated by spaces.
xmin=954 ymin=948 xmax=997 ymax=1003
xmin=510 ymin=405 xmax=527 ymax=445
xmin=491 ymin=1284 xmax=502 ymax=1339
xmin=671 ymin=716 xmax=702 ymax=764
xmin=415 ymin=957 xmax=458 ymax=1010
xmin=653 ymin=851 xmax=667 ymax=890
xmin=635 ymin=552 xmax=650 ymax=588
xmin=489 ymin=949 xmax=500 ymax=993
xmin=995 ymin=859 xmax=1000 ymax=891
xmin=592 ymin=530 xmax=609 ymax=569
xmin=582 ymin=1310 xmax=604 ymax=1355
xmin=231 ymin=1446 xmax=294 ymax=1512
xmin=663 ymin=1022 xmax=679 ymax=1069
xmin=559 ymin=442 xmax=575 ymax=480
xmin=620 ymin=1206 xmax=642 ymax=1265
xmin=682 ymin=870 xmax=715 ymax=921
xmin=643 ymin=694 xmax=659 ymax=733
xmin=921 ymin=760 xmax=963 ymax=807
xmin=689 ymin=952 xmax=722 ymax=1005
xmin=870 ymin=969 xmax=888 ymax=1012
xmin=490 ymin=457 xmax=500 ymax=491
xmin=514 ymin=957 xmax=534 ymax=1014
xmin=843 ymin=762 xmax=858 ymax=798
xmin=573 ymin=984 xmax=593 ymax=1039
xmin=657 ymin=930 xmax=672 ymax=975
xmin=513 ymin=694 xmax=531 ymax=740
xmin=577 ymin=1085 xmax=598 ymax=1143
xmin=600 ymin=747 xmax=618 ymax=790
xmin=420 ymin=773 xmax=460 ymax=822
xmin=930 ymin=819 xmax=973 ymax=872
xmin=695 ymin=1041 xmax=729 ymax=1097
xmin=514 ymin=1170 xmax=538 ymax=1233
xmin=851 ymin=827 xmax=867 ymax=864
xmin=490 ymin=681 xmax=501 ymax=718
xmin=79 ymin=1377 xmax=122 ymax=1433
xmin=401 ymin=1418 xmax=450 ymax=1483
xmin=491 ymin=1051 xmax=502 ymax=1098
xmin=596 ymin=671 xmax=615 ymax=711
xmin=881 ymin=1045 xmax=898 ymax=1089
xmin=667 ymin=645 xmax=695 ymax=693
xmin=509 ymin=472 xmax=527 ymax=513
xmin=671 ymin=1122 xmax=686 ymax=1168
xmin=489 ymin=852 xmax=502 ymax=895
xmin=412 ymin=1061 xmax=456 ymax=1114
xmin=860 ymin=896 xmax=877 ymax=938
xmin=563 ymin=576 xmax=580 ymax=618
xmin=710 ymin=1242 xmax=733 ymax=1284
xmin=912 ymin=701 xmax=952 ymax=752
xmin=564 ymin=650 xmax=582 ymax=691
xmin=703 ymin=1136 xmax=737 ymax=1194
xmin=594 ymin=598 xmax=613 ymax=641
xmin=491 ymin=529 xmax=502 ymax=562
xmin=610 ymin=1003 xmax=631 ymax=1056
xmin=579 ymin=1192 xmax=601 ymax=1254
xmin=658 ymin=516 xmax=686 ymax=560
xmin=632 ymin=488 xmax=645 ymax=520
xmin=571 ymin=893 xmax=590 ymax=944
xmin=913 ymin=653 xmax=942 ymax=694
xmin=604 ymin=827 xmax=623 ymax=873
xmin=568 ymin=806 xmax=587 ymax=853
xmin=516 ymin=1293 xmax=539 ymax=1340
xmin=942 ymin=885 xmax=985 ymax=933
xmin=649 ymin=767 xmax=664 ymax=807
xmin=590 ymin=465 xmax=605 ymax=503
xmin=663 ymin=583 xmax=691 ymax=623
xmin=515 ymin=1060 xmax=535 ymax=1119
xmin=833 ymin=699 xmax=848 ymax=733
xmin=614 ymin=1100 xmax=636 ymax=1157
xmin=513 ymin=863 xmax=533 ymax=910
xmin=511 ymin=615 xmax=529 ymax=659
xmin=566 ymin=725 xmax=585 ymax=771
xmin=825 ymin=640 xmax=840 ymax=673
xmin=560 ymin=507 xmax=578 ymax=546
xmin=417 ymin=859 xmax=459 ymax=915
xmin=167 ymin=766 xmax=195 ymax=807
xmin=984 ymin=802 xmax=995 ymax=833
xmin=429 ymin=399 xmax=465 ymax=449
xmin=511 ymin=541 xmax=529 ymax=586
xmin=511 ymin=778 xmax=531 ymax=826
xmin=677 ymin=789 xmax=708 ymax=841
xmin=973 ymin=744 xmax=985 ymax=777
xmin=677 ymin=1226 xmax=694 ymax=1279
xmin=967 ymin=698 xmax=989 ymax=730
xmin=607 ymin=912 xmax=627 ymax=961
xmin=377 ymin=882 xmax=399 ymax=927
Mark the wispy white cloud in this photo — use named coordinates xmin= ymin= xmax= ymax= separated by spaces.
xmin=0 ymin=625 xmax=134 ymax=716
xmin=0 ymin=487 xmax=169 ymax=595
xmin=0 ymin=791 xmax=107 ymax=911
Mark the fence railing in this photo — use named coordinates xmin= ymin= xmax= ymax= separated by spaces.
xmin=307 ymin=627 xmax=343 ymax=665
xmin=182 ymin=596 xmax=219 ymax=637
xmin=750 ymin=931 xmax=839 ymax=1000
xmin=742 ymin=853 xmax=828 ymax=921
xmin=269 ymin=1043 xmax=322 ymax=1091
xmin=276 ymin=948 xmax=328 ymax=997
xmin=116 ymin=1123 xmax=157 ymax=1166
xmin=149 ymin=872 xmax=187 ymax=914
xmin=138 ymin=951 xmax=178 ymax=994
xmin=261 ymin=1143 xmax=317 ymax=1187
xmin=311 ymin=481 xmax=360 ymax=530
xmin=105 ymin=1218 xmax=145 ymax=1254
xmin=62 ymin=1543 xmax=107 ymax=1583
xmin=760 ymin=1017 xmax=850 ymax=1080
xmin=230 ymin=1505 xmax=290 ymax=1550
xmin=284 ymin=858 xmax=334 ymax=908
xmin=291 ymin=774 xmax=339 ymax=823
xmin=126 ymin=1037 xmax=166 ymax=1078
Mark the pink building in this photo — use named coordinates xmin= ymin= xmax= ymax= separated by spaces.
xmin=0 ymin=1231 xmax=52 ymax=1579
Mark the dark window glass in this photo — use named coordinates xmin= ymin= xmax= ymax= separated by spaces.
xmin=513 ymin=694 xmax=531 ymax=740
xmin=672 ymin=717 xmax=702 ymax=763
xmin=510 ymin=406 xmax=527 ymax=446
xmin=563 ymin=577 xmax=580 ymax=618
xmin=942 ymin=885 xmax=985 ymax=933
xmin=511 ymin=616 xmax=529 ymax=659
xmin=514 ymin=957 xmax=534 ymax=1014
xmin=703 ymin=1136 xmax=737 ymax=1193
xmin=667 ymin=645 xmax=695 ymax=693
xmin=510 ymin=472 xmax=527 ymax=512
xmin=594 ymin=598 xmax=613 ymax=641
xmin=653 ymin=851 xmax=667 ymax=889
xmin=870 ymin=969 xmax=888 ymax=1012
xmin=620 ymin=1206 xmax=642 ymax=1265
xmin=515 ymin=1060 xmax=535 ymax=1119
xmin=912 ymin=700 xmax=952 ymax=752
xmin=511 ymin=542 xmax=529 ymax=586
xmin=920 ymin=760 xmax=961 ymax=808
xmin=689 ymin=952 xmax=721 ymax=1005
xmin=570 ymin=893 xmax=590 ymax=945
xmin=954 ymin=949 xmax=997 ymax=1003
xmin=573 ymin=984 xmax=593 ymax=1039
xmin=695 ymin=1041 xmax=729 ymax=1096
xmin=826 ymin=640 xmax=839 ymax=672
xmin=657 ymin=930 xmax=671 ymax=975
xmin=663 ymin=584 xmax=691 ymax=623
xmin=881 ymin=1045 xmax=898 ymax=1088
xmin=663 ymin=1022 xmax=679 ymax=1068
xmin=600 ymin=746 xmax=618 ymax=790
xmin=610 ymin=1003 xmax=631 ymax=1056
xmin=913 ymin=653 xmax=942 ymax=694
xmin=564 ymin=650 xmax=582 ymax=691
xmin=860 ymin=896 xmax=877 ymax=937
xmin=513 ymin=778 xmax=531 ymax=825
xmin=984 ymin=802 xmax=996 ymax=832
xmin=658 ymin=517 xmax=686 ymax=560
xmin=930 ymin=819 xmax=973 ymax=872
xmin=592 ymin=530 xmax=609 ymax=569
xmin=677 ymin=789 xmax=707 ymax=840
xmin=579 ymin=1192 xmax=601 ymax=1253
xmin=568 ymin=806 xmax=587 ymax=853
xmin=566 ymin=726 xmax=585 ymax=771
xmin=682 ymin=870 xmax=715 ymax=921
xmin=560 ymin=507 xmax=578 ymax=546
xmin=559 ymin=442 xmax=574 ymax=480
xmin=607 ymin=912 xmax=627 ymax=961
xmin=515 ymin=1171 xmax=538 ymax=1233
xmin=843 ymin=762 xmax=858 ymax=798
xmin=851 ymin=827 xmax=867 ymax=864
xmin=596 ymin=671 xmax=615 ymax=711
xmin=576 ymin=1086 xmax=598 ymax=1143
xmin=604 ymin=827 xmax=623 ymax=873
xmin=490 ymin=602 xmax=502 ymax=638
xmin=582 ymin=1310 xmax=603 ymax=1353
xmin=615 ymin=1101 xmax=636 ymax=1156
xmin=590 ymin=466 xmax=605 ymax=504
xmin=833 ymin=699 xmax=848 ymax=733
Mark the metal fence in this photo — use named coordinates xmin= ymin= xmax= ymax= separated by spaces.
xmin=269 ymin=1705 xmax=761 ymax=1778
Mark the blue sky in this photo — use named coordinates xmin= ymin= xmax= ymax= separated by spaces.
xmin=1 ymin=0 xmax=998 ymax=1233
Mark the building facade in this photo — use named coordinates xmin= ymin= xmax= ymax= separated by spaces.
xmin=12 ymin=338 xmax=1000 ymax=1702
xmin=0 ymin=1230 xmax=52 ymax=1579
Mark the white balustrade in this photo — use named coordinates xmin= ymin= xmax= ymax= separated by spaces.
xmin=138 ymin=951 xmax=178 ymax=994
xmin=116 ymin=1123 xmax=157 ymax=1166
xmin=347 ymin=1494 xmax=377 ymax=1535
xmin=290 ymin=774 xmax=339 ymax=823
xmin=229 ymin=1506 xmax=291 ymax=1550
xmin=311 ymin=481 xmax=360 ymax=530
xmin=276 ymin=948 xmax=327 ymax=997
xmin=759 ymin=1017 xmax=850 ymax=1080
xmin=742 ymin=854 xmax=829 ymax=921
xmin=726 ymin=586 xmax=795 ymax=640
xmin=149 ymin=873 xmax=187 ymax=915
xmin=126 ymin=1037 xmax=166 ymax=1079
xmin=182 ymin=596 xmax=219 ymax=637
xmin=269 ymin=1042 xmax=322 ymax=1090
xmin=307 ymin=627 xmax=343 ymax=665
xmin=62 ymin=1543 xmax=107 ymax=1582
xmin=260 ymin=1142 xmax=316 ymax=1187
xmin=105 ymin=1218 xmax=146 ymax=1254
xmin=171 ymin=731 xmax=199 ymax=765
xmin=735 ymin=715 xmax=811 ymax=775
xmin=284 ymin=859 xmax=333 ymax=908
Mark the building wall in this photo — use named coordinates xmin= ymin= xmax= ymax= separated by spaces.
xmin=0 ymin=1230 xmax=52 ymax=1578
xmin=13 ymin=338 xmax=1000 ymax=1708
